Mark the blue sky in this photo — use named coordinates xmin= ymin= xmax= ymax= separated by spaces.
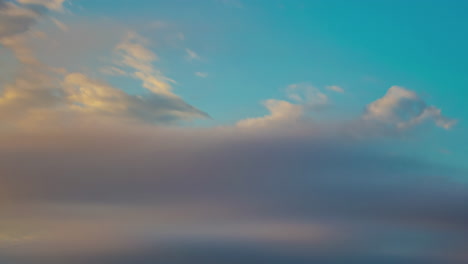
xmin=65 ymin=0 xmax=467 ymax=167
xmin=1 ymin=1 xmax=467 ymax=263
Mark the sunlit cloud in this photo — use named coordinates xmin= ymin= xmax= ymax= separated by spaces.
xmin=237 ymin=99 xmax=304 ymax=128
xmin=16 ymin=0 xmax=66 ymax=11
xmin=363 ymin=86 xmax=457 ymax=130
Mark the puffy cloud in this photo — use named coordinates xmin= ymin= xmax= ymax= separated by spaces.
xmin=363 ymin=86 xmax=456 ymax=130
xmin=237 ymin=83 xmax=330 ymax=128
xmin=237 ymin=99 xmax=304 ymax=128
xmin=399 ymin=105 xmax=457 ymax=130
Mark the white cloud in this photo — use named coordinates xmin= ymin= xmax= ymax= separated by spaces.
xmin=326 ymin=85 xmax=344 ymax=93
xmin=363 ymin=86 xmax=456 ymax=130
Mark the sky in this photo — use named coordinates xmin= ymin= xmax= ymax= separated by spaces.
xmin=0 ymin=0 xmax=467 ymax=263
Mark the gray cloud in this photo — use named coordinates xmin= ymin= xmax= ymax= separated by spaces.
xmin=0 ymin=124 xmax=466 ymax=263
xmin=0 ymin=0 xmax=40 ymax=39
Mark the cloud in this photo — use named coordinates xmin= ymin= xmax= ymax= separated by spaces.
xmin=0 ymin=123 xmax=466 ymax=263
xmin=237 ymin=85 xmax=455 ymax=133
xmin=237 ymin=83 xmax=330 ymax=128
xmin=363 ymin=86 xmax=456 ymax=130
xmin=0 ymin=1 xmax=40 ymax=39
xmin=100 ymin=66 xmax=128 ymax=76
xmin=0 ymin=3 xmax=463 ymax=263
xmin=326 ymin=85 xmax=344 ymax=93
xmin=50 ymin=17 xmax=68 ymax=31
xmin=237 ymin=99 xmax=304 ymax=128
xmin=0 ymin=68 xmax=62 ymax=123
xmin=114 ymin=32 xmax=181 ymax=98
xmin=115 ymin=32 xmax=158 ymax=72
xmin=0 ymin=14 xmax=208 ymax=126
xmin=0 ymin=33 xmax=40 ymax=65
xmin=63 ymin=73 xmax=207 ymax=123
xmin=185 ymin=48 xmax=200 ymax=61
xmin=286 ymin=83 xmax=328 ymax=110
xmin=195 ymin=72 xmax=208 ymax=78
xmin=16 ymin=0 xmax=65 ymax=11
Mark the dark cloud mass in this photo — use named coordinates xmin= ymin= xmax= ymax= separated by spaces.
xmin=0 ymin=125 xmax=467 ymax=264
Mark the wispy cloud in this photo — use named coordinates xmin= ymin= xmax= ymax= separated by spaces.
xmin=286 ymin=83 xmax=329 ymax=110
xmin=50 ymin=17 xmax=68 ymax=31
xmin=326 ymin=85 xmax=344 ymax=93
xmin=100 ymin=66 xmax=128 ymax=76
xmin=195 ymin=72 xmax=208 ymax=78
xmin=0 ymin=4 xmax=208 ymax=127
xmin=16 ymin=0 xmax=66 ymax=12
xmin=185 ymin=48 xmax=201 ymax=61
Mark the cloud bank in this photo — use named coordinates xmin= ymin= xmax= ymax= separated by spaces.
xmin=0 ymin=123 xmax=467 ymax=264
